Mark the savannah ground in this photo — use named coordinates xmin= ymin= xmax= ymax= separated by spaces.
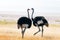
xmin=0 ymin=21 xmax=60 ymax=40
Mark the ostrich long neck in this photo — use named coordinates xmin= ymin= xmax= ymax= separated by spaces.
xmin=31 ymin=9 xmax=34 ymax=20
xmin=27 ymin=10 xmax=30 ymax=19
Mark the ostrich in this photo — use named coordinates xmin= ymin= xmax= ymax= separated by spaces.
xmin=31 ymin=8 xmax=49 ymax=37
xmin=17 ymin=8 xmax=32 ymax=38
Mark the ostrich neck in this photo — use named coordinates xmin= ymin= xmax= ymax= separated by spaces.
xmin=31 ymin=10 xmax=34 ymax=20
xmin=27 ymin=10 xmax=30 ymax=19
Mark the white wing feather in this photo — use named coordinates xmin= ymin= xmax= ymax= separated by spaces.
xmin=37 ymin=20 xmax=43 ymax=24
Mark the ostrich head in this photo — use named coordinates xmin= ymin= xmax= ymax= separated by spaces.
xmin=27 ymin=8 xmax=30 ymax=11
xmin=31 ymin=8 xmax=34 ymax=10
xmin=31 ymin=8 xmax=34 ymax=13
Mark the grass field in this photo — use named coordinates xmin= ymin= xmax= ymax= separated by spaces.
xmin=0 ymin=22 xmax=60 ymax=40
xmin=0 ymin=35 xmax=60 ymax=40
xmin=0 ymin=17 xmax=60 ymax=40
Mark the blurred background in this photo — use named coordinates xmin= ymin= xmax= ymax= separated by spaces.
xmin=0 ymin=0 xmax=60 ymax=40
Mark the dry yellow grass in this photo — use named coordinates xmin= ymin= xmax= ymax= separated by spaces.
xmin=0 ymin=35 xmax=60 ymax=40
xmin=0 ymin=22 xmax=60 ymax=40
xmin=49 ymin=24 xmax=60 ymax=27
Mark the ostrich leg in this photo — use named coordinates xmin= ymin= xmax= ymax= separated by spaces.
xmin=34 ymin=26 xmax=41 ymax=35
xmin=42 ymin=26 xmax=43 ymax=37
xmin=21 ymin=27 xmax=26 ymax=38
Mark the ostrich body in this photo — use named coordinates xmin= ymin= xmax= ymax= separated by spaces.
xmin=17 ymin=9 xmax=32 ymax=38
xmin=18 ymin=17 xmax=31 ymax=28
xmin=31 ymin=8 xmax=49 ymax=37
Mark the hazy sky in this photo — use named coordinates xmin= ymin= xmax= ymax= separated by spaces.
xmin=0 ymin=0 xmax=60 ymax=16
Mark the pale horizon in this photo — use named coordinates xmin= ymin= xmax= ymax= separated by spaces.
xmin=0 ymin=0 xmax=60 ymax=16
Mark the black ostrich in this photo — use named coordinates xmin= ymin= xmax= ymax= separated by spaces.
xmin=31 ymin=8 xmax=49 ymax=37
xmin=17 ymin=9 xmax=32 ymax=38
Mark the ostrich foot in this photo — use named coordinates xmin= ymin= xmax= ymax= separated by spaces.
xmin=34 ymin=30 xmax=41 ymax=35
